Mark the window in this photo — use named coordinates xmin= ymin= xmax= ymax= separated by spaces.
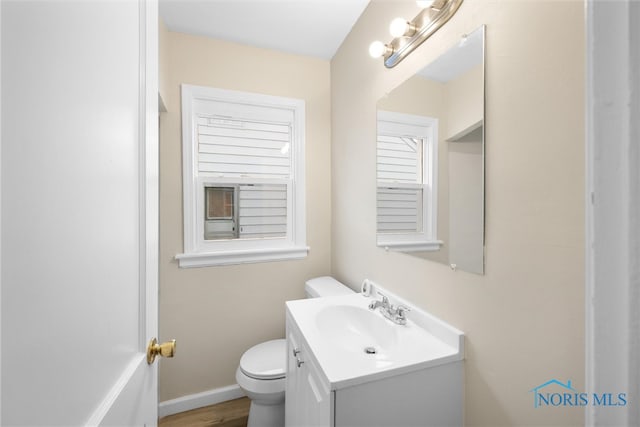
xmin=376 ymin=110 xmax=442 ymax=251
xmin=176 ymin=85 xmax=307 ymax=267
xmin=204 ymin=186 xmax=236 ymax=240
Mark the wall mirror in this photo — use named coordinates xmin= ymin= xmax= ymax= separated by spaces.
xmin=376 ymin=25 xmax=485 ymax=274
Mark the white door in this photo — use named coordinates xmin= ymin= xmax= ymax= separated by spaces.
xmin=1 ymin=1 xmax=162 ymax=425
xmin=586 ymin=1 xmax=640 ymax=425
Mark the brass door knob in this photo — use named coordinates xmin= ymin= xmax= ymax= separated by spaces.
xmin=147 ymin=338 xmax=176 ymax=365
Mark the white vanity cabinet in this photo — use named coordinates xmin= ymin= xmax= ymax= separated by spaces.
xmin=285 ymin=312 xmax=333 ymax=427
xmin=285 ymin=307 xmax=464 ymax=427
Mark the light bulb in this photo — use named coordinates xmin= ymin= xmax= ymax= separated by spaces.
xmin=369 ymin=41 xmax=390 ymax=58
xmin=389 ymin=18 xmax=409 ymax=38
xmin=416 ymin=0 xmax=435 ymax=8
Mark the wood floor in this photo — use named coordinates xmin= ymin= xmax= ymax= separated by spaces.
xmin=159 ymin=397 xmax=250 ymax=427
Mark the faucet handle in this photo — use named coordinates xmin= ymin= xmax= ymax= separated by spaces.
xmin=396 ymin=305 xmax=411 ymax=318
xmin=377 ymin=291 xmax=389 ymax=303
xmin=368 ymin=292 xmax=389 ymax=310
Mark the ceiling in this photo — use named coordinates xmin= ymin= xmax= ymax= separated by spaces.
xmin=159 ymin=0 xmax=370 ymax=60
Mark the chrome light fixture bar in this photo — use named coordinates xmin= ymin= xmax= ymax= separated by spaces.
xmin=370 ymin=0 xmax=464 ymax=68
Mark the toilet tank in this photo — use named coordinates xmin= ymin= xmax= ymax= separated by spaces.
xmin=305 ymin=276 xmax=354 ymax=298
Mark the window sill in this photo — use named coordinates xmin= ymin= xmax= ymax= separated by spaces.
xmin=377 ymin=240 xmax=443 ymax=253
xmin=175 ymin=246 xmax=309 ymax=268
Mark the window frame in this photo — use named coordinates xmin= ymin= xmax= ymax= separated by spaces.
xmin=376 ymin=110 xmax=443 ymax=252
xmin=176 ymin=84 xmax=307 ymax=267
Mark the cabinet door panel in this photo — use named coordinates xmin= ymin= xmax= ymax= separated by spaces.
xmin=301 ymin=355 xmax=332 ymax=426
xmin=286 ymin=316 xmax=333 ymax=427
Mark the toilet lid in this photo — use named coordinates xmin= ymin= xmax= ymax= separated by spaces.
xmin=240 ymin=339 xmax=286 ymax=380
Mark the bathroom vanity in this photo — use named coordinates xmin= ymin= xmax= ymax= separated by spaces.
xmin=285 ymin=287 xmax=464 ymax=427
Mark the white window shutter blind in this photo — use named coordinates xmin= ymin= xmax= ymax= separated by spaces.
xmin=377 ymin=187 xmax=423 ymax=233
xmin=238 ymin=184 xmax=287 ymax=238
xmin=377 ymin=135 xmax=421 ymax=183
xmin=197 ymin=116 xmax=292 ymax=179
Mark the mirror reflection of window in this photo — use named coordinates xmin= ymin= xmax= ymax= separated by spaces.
xmin=376 ymin=111 xmax=440 ymax=251
xmin=377 ymin=134 xmax=425 ymax=234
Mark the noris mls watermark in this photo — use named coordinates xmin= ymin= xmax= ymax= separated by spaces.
xmin=530 ymin=379 xmax=627 ymax=408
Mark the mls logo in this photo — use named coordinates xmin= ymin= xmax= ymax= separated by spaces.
xmin=530 ymin=379 xmax=578 ymax=408
xmin=530 ymin=379 xmax=627 ymax=408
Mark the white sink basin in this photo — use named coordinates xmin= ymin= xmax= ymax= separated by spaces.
xmin=286 ymin=292 xmax=464 ymax=389
xmin=315 ymin=304 xmax=398 ymax=352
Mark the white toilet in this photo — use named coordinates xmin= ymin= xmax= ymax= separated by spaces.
xmin=236 ymin=276 xmax=354 ymax=427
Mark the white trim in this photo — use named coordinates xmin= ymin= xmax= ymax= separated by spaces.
xmin=177 ymin=245 xmax=309 ymax=268
xmin=0 ymin=0 xmax=3 ymax=419
xmin=90 ymin=2 xmax=159 ymax=425
xmin=158 ymin=384 xmax=245 ymax=418
xmin=141 ymin=1 xmax=159 ymax=424
xmin=378 ymin=240 xmax=443 ymax=253
xmin=179 ymin=84 xmax=307 ymax=267
xmin=136 ymin=1 xmax=159 ymax=424
xmin=586 ymin=1 xmax=640 ymax=425
xmin=141 ymin=0 xmax=159 ymax=352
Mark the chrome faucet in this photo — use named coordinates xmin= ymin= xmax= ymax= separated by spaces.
xmin=391 ymin=304 xmax=411 ymax=325
xmin=368 ymin=292 xmax=390 ymax=311
xmin=368 ymin=292 xmax=411 ymax=325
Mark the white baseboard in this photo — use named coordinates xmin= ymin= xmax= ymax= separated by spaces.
xmin=158 ymin=384 xmax=246 ymax=418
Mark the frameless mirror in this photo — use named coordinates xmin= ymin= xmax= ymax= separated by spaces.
xmin=376 ymin=25 xmax=485 ymax=274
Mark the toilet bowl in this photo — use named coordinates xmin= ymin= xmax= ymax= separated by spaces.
xmin=236 ymin=276 xmax=354 ymax=427
xmin=236 ymin=339 xmax=286 ymax=427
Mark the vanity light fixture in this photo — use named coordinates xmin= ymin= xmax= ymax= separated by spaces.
xmin=389 ymin=18 xmax=417 ymax=38
xmin=369 ymin=0 xmax=464 ymax=68
xmin=368 ymin=41 xmax=393 ymax=59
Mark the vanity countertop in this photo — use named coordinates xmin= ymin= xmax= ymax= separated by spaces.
xmin=285 ymin=292 xmax=464 ymax=390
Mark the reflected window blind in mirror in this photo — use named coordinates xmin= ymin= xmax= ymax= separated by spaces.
xmin=376 ymin=110 xmax=440 ymax=251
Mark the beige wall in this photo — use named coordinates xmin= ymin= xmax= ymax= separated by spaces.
xmin=449 ymin=138 xmax=483 ymax=272
xmin=331 ymin=0 xmax=584 ymax=425
xmin=446 ymin=64 xmax=483 ymax=139
xmin=159 ymin=28 xmax=332 ymax=401
xmin=445 ymin=64 xmax=484 ymax=273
